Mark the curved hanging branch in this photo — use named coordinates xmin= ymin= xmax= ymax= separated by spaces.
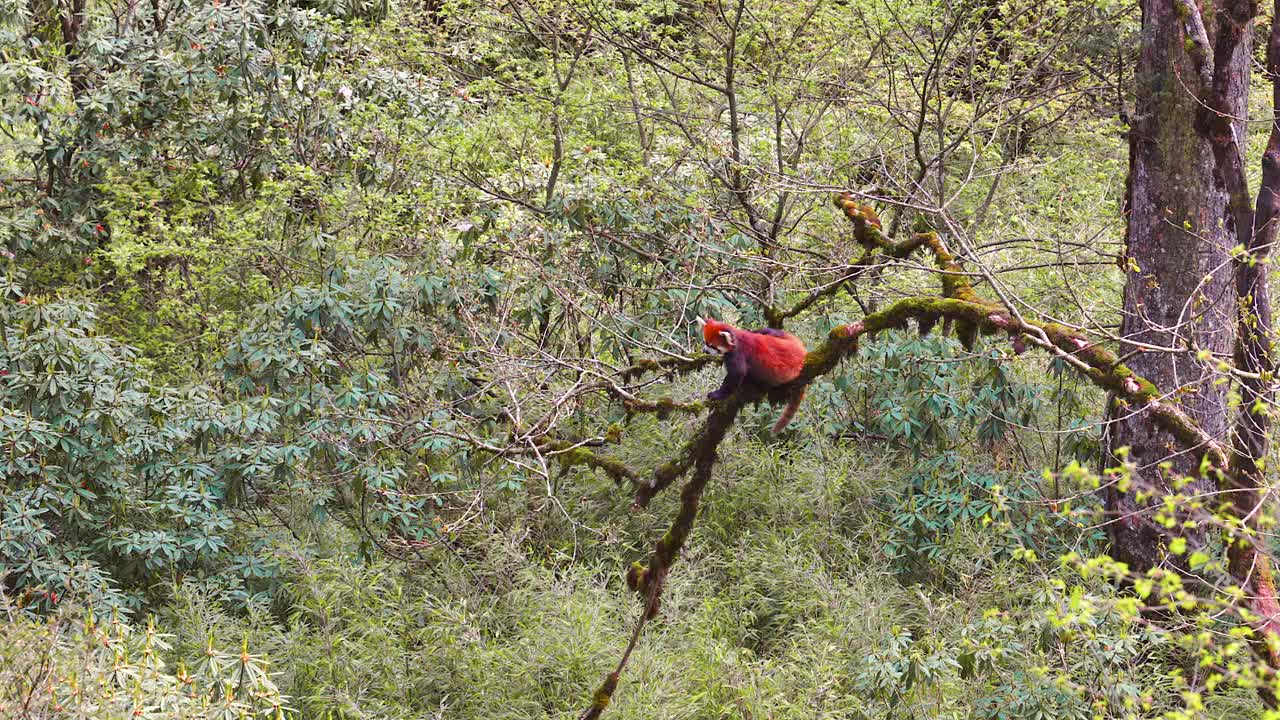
xmin=577 ymin=192 xmax=1264 ymax=718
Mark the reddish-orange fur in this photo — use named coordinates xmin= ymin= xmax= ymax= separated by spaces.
xmin=700 ymin=318 xmax=807 ymax=432
xmin=701 ymin=319 xmax=805 ymax=383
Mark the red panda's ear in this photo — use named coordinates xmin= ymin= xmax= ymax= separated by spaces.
xmin=695 ymin=316 xmax=706 ymax=326
xmin=719 ymin=330 xmax=734 ymax=347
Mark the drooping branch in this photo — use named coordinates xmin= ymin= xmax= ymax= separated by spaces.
xmin=632 ymin=388 xmax=753 ymax=508
xmin=581 ymin=400 xmax=745 ymax=720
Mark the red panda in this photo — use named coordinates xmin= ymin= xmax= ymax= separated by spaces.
xmin=697 ymin=317 xmax=807 ymax=433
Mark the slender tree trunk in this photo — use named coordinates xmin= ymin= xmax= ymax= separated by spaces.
xmin=1225 ymin=0 xmax=1280 ymax=642
xmin=1106 ymin=0 xmax=1249 ymax=572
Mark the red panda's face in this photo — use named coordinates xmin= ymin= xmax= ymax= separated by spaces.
xmin=705 ymin=331 xmax=734 ymax=355
xmin=697 ymin=317 xmax=736 ymax=355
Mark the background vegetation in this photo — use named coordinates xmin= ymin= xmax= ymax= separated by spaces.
xmin=3 ymin=0 xmax=1278 ymax=717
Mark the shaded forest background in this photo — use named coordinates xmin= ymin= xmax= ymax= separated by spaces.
xmin=5 ymin=0 xmax=1280 ymax=717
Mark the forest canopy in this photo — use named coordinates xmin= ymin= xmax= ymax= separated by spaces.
xmin=4 ymin=0 xmax=1280 ymax=718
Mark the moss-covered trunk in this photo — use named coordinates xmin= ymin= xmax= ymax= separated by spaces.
xmin=1106 ymin=0 xmax=1250 ymax=573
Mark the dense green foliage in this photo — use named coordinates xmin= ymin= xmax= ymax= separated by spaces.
xmin=5 ymin=0 xmax=1279 ymax=718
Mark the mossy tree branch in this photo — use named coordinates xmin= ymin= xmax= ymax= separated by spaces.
xmin=579 ymin=193 xmax=1253 ymax=717
xmin=543 ymin=439 xmax=642 ymax=487
xmin=620 ymin=396 xmax=705 ymax=420
xmin=618 ymin=354 xmax=718 ymax=382
xmin=764 ymin=249 xmax=875 ymax=328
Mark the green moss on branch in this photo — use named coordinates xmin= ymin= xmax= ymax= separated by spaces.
xmin=544 ymin=441 xmax=641 ymax=487
xmin=619 ymin=354 xmax=717 ymax=382
xmin=834 ymin=193 xmax=981 ymax=303
xmin=633 ymin=391 xmax=750 ymax=508
xmin=623 ymin=396 xmax=705 ymax=420
xmin=825 ymin=296 xmax=1228 ymax=469
xmin=579 ymin=672 xmax=619 ymax=720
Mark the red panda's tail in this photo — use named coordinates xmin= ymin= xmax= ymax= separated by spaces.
xmin=770 ymin=387 xmax=805 ymax=434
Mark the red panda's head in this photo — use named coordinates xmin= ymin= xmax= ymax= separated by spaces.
xmin=697 ymin=317 xmax=736 ymax=355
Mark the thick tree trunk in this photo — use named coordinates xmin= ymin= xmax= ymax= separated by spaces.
xmin=1106 ymin=0 xmax=1249 ymax=572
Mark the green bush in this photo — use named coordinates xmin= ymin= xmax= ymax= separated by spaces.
xmin=0 ymin=603 xmax=289 ymax=720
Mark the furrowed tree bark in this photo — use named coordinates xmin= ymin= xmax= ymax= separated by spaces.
xmin=1138 ymin=0 xmax=1280 ymax=665
xmin=1106 ymin=0 xmax=1248 ymax=573
xmin=1225 ymin=0 xmax=1280 ymax=644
